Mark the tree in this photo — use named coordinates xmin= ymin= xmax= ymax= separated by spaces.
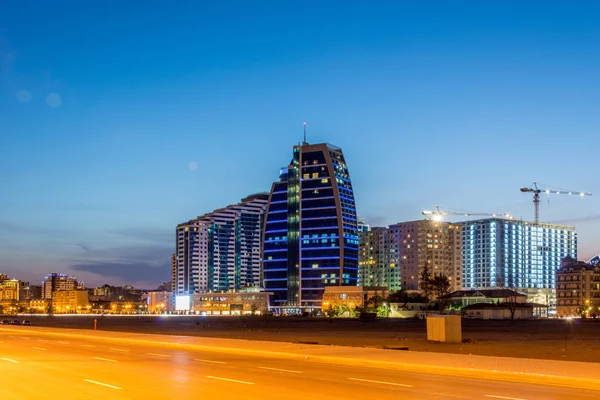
xmin=430 ymin=273 xmax=451 ymax=300
xmin=497 ymin=275 xmax=519 ymax=320
xmin=419 ymin=265 xmax=433 ymax=301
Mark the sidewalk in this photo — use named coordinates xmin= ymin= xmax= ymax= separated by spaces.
xmin=3 ymin=326 xmax=600 ymax=390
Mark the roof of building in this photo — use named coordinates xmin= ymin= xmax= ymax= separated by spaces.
xmin=462 ymin=302 xmax=548 ymax=310
xmin=558 ymin=257 xmax=598 ymax=272
xmin=441 ymin=289 xmax=527 ymax=299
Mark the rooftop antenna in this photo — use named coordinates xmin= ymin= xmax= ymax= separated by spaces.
xmin=303 ymin=122 xmax=307 ymax=144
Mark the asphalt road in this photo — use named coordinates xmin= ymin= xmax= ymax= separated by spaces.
xmin=1 ymin=326 xmax=598 ymax=400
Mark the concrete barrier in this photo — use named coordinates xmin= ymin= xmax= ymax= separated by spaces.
xmin=426 ymin=315 xmax=462 ymax=343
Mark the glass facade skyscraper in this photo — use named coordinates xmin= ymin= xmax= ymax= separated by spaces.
xmin=263 ymin=142 xmax=359 ymax=312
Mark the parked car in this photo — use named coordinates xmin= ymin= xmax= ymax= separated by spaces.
xmin=11 ymin=320 xmax=21 ymax=325
xmin=0 ymin=319 xmax=9 ymax=325
xmin=22 ymin=320 xmax=31 ymax=326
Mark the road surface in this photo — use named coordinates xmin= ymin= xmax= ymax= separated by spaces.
xmin=1 ymin=326 xmax=598 ymax=400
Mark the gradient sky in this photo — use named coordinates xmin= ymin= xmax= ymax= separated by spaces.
xmin=1 ymin=1 xmax=599 ymax=288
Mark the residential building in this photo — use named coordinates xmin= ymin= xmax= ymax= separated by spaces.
xmin=29 ymin=285 xmax=42 ymax=300
xmin=390 ymin=220 xmax=462 ymax=292
xmin=90 ymin=284 xmax=144 ymax=302
xmin=358 ymin=227 xmax=400 ymax=291
xmin=461 ymin=218 xmax=576 ymax=307
xmin=18 ymin=281 xmax=30 ymax=301
xmin=147 ymin=291 xmax=174 ymax=313
xmin=171 ymin=253 xmax=177 ymax=292
xmin=175 ymin=193 xmax=269 ymax=295
xmin=556 ymin=256 xmax=600 ymax=317
xmin=262 ymin=142 xmax=359 ymax=312
xmin=52 ymin=290 xmax=89 ymax=313
xmin=43 ymin=273 xmax=83 ymax=300
xmin=0 ymin=279 xmax=20 ymax=301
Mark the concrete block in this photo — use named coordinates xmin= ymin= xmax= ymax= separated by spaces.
xmin=426 ymin=315 xmax=462 ymax=343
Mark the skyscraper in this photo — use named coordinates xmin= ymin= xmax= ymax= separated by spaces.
xmin=263 ymin=142 xmax=359 ymax=312
xmin=358 ymin=227 xmax=401 ymax=291
xmin=174 ymin=193 xmax=268 ymax=295
xmin=461 ymin=218 xmax=577 ymax=306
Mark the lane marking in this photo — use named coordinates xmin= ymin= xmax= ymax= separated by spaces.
xmin=1 ymin=357 xmax=19 ymax=363
xmin=110 ymin=348 xmax=129 ymax=352
xmin=57 ymin=341 xmax=69 ymax=345
xmin=348 ymin=378 xmax=413 ymax=387
xmin=93 ymin=357 xmax=117 ymax=363
xmin=259 ymin=366 xmax=302 ymax=374
xmin=38 ymin=339 xmax=49 ymax=343
xmin=485 ymin=396 xmax=528 ymax=400
xmin=195 ymin=359 xmax=226 ymax=364
xmin=205 ymin=375 xmax=254 ymax=385
xmin=146 ymin=353 xmax=170 ymax=358
xmin=83 ymin=379 xmax=121 ymax=390
xmin=80 ymin=344 xmax=96 ymax=348
xmin=32 ymin=347 xmax=47 ymax=351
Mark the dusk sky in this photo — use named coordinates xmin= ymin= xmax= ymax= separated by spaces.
xmin=1 ymin=1 xmax=599 ymax=288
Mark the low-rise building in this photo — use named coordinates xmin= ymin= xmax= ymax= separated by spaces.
xmin=175 ymin=290 xmax=272 ymax=315
xmin=147 ymin=291 xmax=174 ymax=313
xmin=322 ymin=286 xmax=389 ymax=312
xmin=29 ymin=299 xmax=49 ymax=313
xmin=52 ymin=290 xmax=89 ymax=313
xmin=556 ymin=256 xmax=600 ymax=317
xmin=462 ymin=302 xmax=548 ymax=319
xmin=441 ymin=289 xmax=527 ymax=308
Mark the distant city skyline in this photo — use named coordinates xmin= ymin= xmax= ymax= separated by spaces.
xmin=1 ymin=2 xmax=599 ymax=286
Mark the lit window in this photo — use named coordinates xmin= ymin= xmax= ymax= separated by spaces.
xmin=312 ymin=172 xmax=319 ymax=178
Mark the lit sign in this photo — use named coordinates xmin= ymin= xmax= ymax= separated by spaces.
xmin=175 ymin=295 xmax=190 ymax=311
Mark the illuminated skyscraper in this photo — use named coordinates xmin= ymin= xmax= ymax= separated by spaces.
xmin=262 ymin=142 xmax=359 ymax=312
xmin=461 ymin=218 xmax=576 ymax=306
xmin=175 ymin=194 xmax=268 ymax=295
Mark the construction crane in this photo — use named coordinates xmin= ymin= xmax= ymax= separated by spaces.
xmin=520 ymin=182 xmax=592 ymax=224
xmin=422 ymin=205 xmax=514 ymax=221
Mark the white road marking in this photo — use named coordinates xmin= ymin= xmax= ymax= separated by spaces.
xmin=1 ymin=357 xmax=19 ymax=363
xmin=347 ymin=378 xmax=413 ymax=387
xmin=259 ymin=366 xmax=302 ymax=374
xmin=110 ymin=348 xmax=129 ymax=352
xmin=80 ymin=344 xmax=96 ymax=348
xmin=32 ymin=346 xmax=47 ymax=351
xmin=93 ymin=357 xmax=117 ymax=362
xmin=195 ymin=359 xmax=227 ymax=364
xmin=146 ymin=352 xmax=170 ymax=358
xmin=485 ymin=396 xmax=528 ymax=400
xmin=38 ymin=339 xmax=49 ymax=342
xmin=205 ymin=376 xmax=255 ymax=385
xmin=83 ymin=379 xmax=121 ymax=390
xmin=57 ymin=341 xmax=69 ymax=345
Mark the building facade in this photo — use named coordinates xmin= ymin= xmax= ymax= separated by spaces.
xmin=389 ymin=220 xmax=462 ymax=292
xmin=147 ymin=291 xmax=174 ymax=313
xmin=358 ymin=227 xmax=400 ymax=291
xmin=461 ymin=219 xmax=576 ymax=307
xmin=52 ymin=290 xmax=89 ymax=313
xmin=556 ymin=257 xmax=600 ymax=317
xmin=175 ymin=193 xmax=269 ymax=295
xmin=263 ymin=142 xmax=359 ymax=312
xmin=43 ymin=273 xmax=83 ymax=300
xmin=0 ymin=278 xmax=20 ymax=301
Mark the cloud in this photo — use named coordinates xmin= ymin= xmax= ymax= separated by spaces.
xmin=76 ymin=243 xmax=92 ymax=252
xmin=69 ymin=242 xmax=172 ymax=285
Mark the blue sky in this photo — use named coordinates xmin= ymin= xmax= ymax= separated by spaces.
xmin=1 ymin=1 xmax=599 ymax=287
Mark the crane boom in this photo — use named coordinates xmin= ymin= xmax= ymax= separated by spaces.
xmin=520 ymin=182 xmax=591 ymax=223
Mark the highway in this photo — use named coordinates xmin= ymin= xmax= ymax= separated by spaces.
xmin=1 ymin=326 xmax=598 ymax=400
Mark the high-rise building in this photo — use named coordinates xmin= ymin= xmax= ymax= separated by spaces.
xmin=555 ymin=256 xmax=600 ymax=317
xmin=390 ymin=220 xmax=463 ymax=292
xmin=171 ymin=253 xmax=177 ymax=292
xmin=358 ymin=219 xmax=371 ymax=233
xmin=175 ymin=193 xmax=268 ymax=295
xmin=262 ymin=142 xmax=359 ymax=312
xmin=42 ymin=273 xmax=83 ymax=300
xmin=358 ymin=227 xmax=400 ymax=291
xmin=461 ymin=218 xmax=576 ymax=306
